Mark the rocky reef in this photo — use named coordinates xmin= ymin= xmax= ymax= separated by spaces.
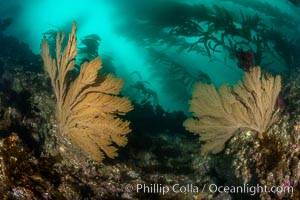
xmin=0 ymin=43 xmax=213 ymax=199
xmin=0 ymin=12 xmax=300 ymax=199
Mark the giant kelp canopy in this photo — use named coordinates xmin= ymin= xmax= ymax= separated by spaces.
xmin=115 ymin=1 xmax=300 ymax=71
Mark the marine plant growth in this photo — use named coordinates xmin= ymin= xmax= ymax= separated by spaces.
xmin=41 ymin=22 xmax=133 ymax=161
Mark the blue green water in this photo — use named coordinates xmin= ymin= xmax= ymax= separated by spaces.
xmin=1 ymin=0 xmax=299 ymax=112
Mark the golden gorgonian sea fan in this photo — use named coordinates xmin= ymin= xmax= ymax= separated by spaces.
xmin=41 ymin=22 xmax=133 ymax=161
xmin=184 ymin=66 xmax=281 ymax=155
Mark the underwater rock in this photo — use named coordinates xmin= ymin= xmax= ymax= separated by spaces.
xmin=0 ymin=132 xmax=59 ymax=199
xmin=219 ymin=112 xmax=300 ymax=199
xmin=212 ymin=192 xmax=232 ymax=200
xmin=283 ymin=68 xmax=300 ymax=118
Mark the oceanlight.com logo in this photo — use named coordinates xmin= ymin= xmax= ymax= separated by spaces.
xmin=125 ymin=183 xmax=294 ymax=196
xmin=208 ymin=184 xmax=293 ymax=196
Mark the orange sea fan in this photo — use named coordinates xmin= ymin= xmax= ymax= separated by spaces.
xmin=41 ymin=22 xmax=133 ymax=161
